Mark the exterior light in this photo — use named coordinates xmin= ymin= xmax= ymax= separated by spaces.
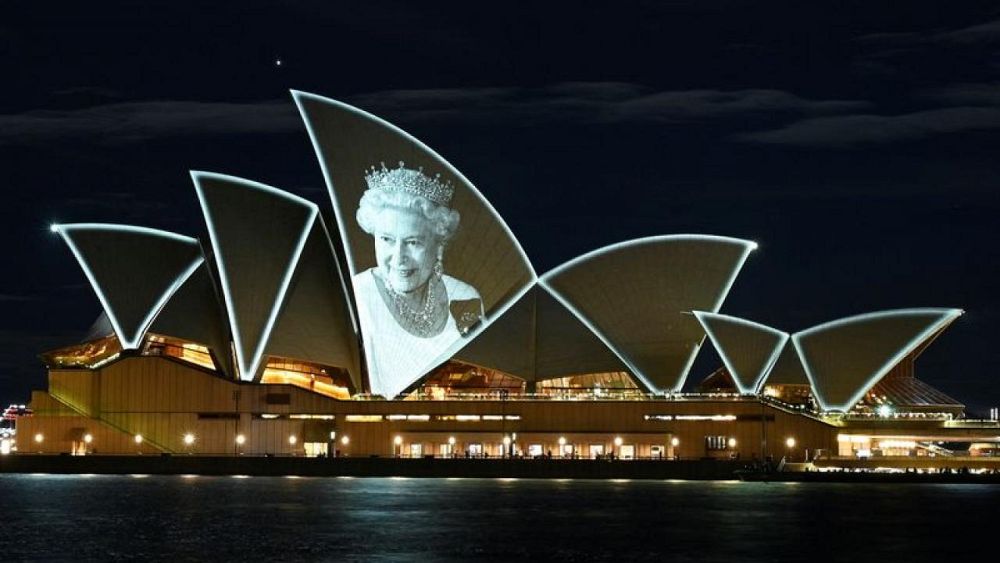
xmin=877 ymin=405 xmax=893 ymax=417
xmin=448 ymin=436 xmax=456 ymax=446
xmin=183 ymin=433 xmax=195 ymax=445
xmin=394 ymin=435 xmax=403 ymax=446
xmin=235 ymin=434 xmax=246 ymax=445
xmin=341 ymin=435 xmax=349 ymax=445
xmin=83 ymin=433 xmax=93 ymax=444
xmin=329 ymin=431 xmax=336 ymax=441
xmin=134 ymin=434 xmax=143 ymax=444
xmin=614 ymin=436 xmax=623 ymax=447
xmin=670 ymin=437 xmax=680 ymax=447
xmin=558 ymin=436 xmax=566 ymax=446
xmin=502 ymin=436 xmax=511 ymax=446
xmin=785 ymin=437 xmax=796 ymax=448
xmin=728 ymin=437 xmax=737 ymax=448
xmin=289 ymin=435 xmax=297 ymax=445
xmin=34 ymin=433 xmax=44 ymax=443
xmin=49 ymin=224 xmax=60 ymax=233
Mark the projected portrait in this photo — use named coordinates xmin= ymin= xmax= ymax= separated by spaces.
xmin=295 ymin=92 xmax=536 ymax=399
xmin=353 ymin=162 xmax=485 ymax=396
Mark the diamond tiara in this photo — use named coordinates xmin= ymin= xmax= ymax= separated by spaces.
xmin=364 ymin=161 xmax=454 ymax=207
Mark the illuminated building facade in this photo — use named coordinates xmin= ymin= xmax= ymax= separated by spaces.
xmin=16 ymin=92 xmax=1000 ymax=467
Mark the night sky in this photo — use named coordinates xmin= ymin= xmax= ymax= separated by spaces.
xmin=2 ymin=1 xmax=998 ymax=412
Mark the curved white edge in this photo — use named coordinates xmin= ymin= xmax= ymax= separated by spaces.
xmin=290 ymin=89 xmax=538 ymax=281
xmin=191 ymin=171 xmax=320 ymax=382
xmin=315 ymin=218 xmax=359 ymax=335
xmin=692 ymin=311 xmax=789 ymax=395
xmin=536 ymin=278 xmax=655 ymax=393
xmin=52 ymin=223 xmax=204 ymax=350
xmin=539 ymin=234 xmax=757 ymax=281
xmin=52 ymin=223 xmax=200 ymax=246
xmin=791 ymin=308 xmax=964 ymax=412
xmin=540 ymin=235 xmax=757 ymax=393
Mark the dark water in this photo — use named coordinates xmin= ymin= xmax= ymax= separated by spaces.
xmin=1 ymin=474 xmax=996 ymax=562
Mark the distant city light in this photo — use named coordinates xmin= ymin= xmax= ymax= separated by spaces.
xmin=877 ymin=405 xmax=893 ymax=417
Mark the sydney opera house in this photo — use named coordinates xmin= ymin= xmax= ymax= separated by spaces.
xmin=16 ymin=91 xmax=1000 ymax=465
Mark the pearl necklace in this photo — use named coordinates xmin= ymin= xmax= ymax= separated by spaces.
xmin=384 ymin=274 xmax=440 ymax=337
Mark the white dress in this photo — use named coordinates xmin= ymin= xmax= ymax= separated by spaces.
xmin=353 ymin=268 xmax=481 ymax=398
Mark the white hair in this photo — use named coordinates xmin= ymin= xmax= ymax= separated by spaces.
xmin=356 ymin=189 xmax=460 ymax=242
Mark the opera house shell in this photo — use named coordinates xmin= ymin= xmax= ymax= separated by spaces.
xmin=16 ymin=91 xmax=998 ymax=463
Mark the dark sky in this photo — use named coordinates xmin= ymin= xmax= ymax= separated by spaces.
xmin=2 ymin=1 xmax=999 ymax=412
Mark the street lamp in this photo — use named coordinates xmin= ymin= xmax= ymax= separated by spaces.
xmin=394 ymin=435 xmax=403 ymax=457
xmin=502 ymin=435 xmax=511 ymax=458
xmin=670 ymin=437 xmax=680 ymax=460
xmin=558 ymin=436 xmax=566 ymax=457
xmin=613 ymin=436 xmax=623 ymax=459
xmin=448 ymin=436 xmax=456 ymax=458
xmin=183 ymin=433 xmax=195 ymax=454
xmin=785 ymin=437 xmax=796 ymax=449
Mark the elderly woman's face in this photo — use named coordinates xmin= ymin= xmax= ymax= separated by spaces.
xmin=372 ymin=206 xmax=441 ymax=293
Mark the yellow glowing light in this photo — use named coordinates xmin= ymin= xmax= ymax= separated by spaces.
xmin=183 ymin=433 xmax=195 ymax=445
xmin=34 ymin=433 xmax=44 ymax=443
xmin=235 ymin=434 xmax=246 ymax=445
xmin=558 ymin=436 xmax=566 ymax=446
xmin=502 ymin=436 xmax=511 ymax=446
xmin=614 ymin=436 xmax=623 ymax=447
xmin=727 ymin=437 xmax=737 ymax=448
xmin=670 ymin=437 xmax=680 ymax=447
xmin=288 ymin=435 xmax=297 ymax=445
xmin=785 ymin=437 xmax=796 ymax=448
xmin=340 ymin=435 xmax=349 ymax=445
xmin=134 ymin=434 xmax=144 ymax=444
xmin=83 ymin=433 xmax=93 ymax=444
xmin=394 ymin=435 xmax=403 ymax=446
xmin=448 ymin=436 xmax=456 ymax=446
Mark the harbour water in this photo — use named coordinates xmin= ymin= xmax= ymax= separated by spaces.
xmin=2 ymin=474 xmax=996 ymax=561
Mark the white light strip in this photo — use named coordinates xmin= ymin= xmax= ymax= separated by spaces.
xmin=192 ymin=171 xmax=319 ymax=381
xmin=692 ymin=311 xmax=789 ymax=395
xmin=52 ymin=223 xmax=204 ymax=350
xmin=540 ymin=235 xmax=757 ymax=393
xmin=291 ymin=90 xmax=539 ymax=394
xmin=315 ymin=217 xmax=359 ymax=334
xmin=792 ymin=308 xmax=964 ymax=412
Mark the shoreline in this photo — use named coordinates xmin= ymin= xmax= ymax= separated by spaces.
xmin=3 ymin=455 xmax=1000 ymax=483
